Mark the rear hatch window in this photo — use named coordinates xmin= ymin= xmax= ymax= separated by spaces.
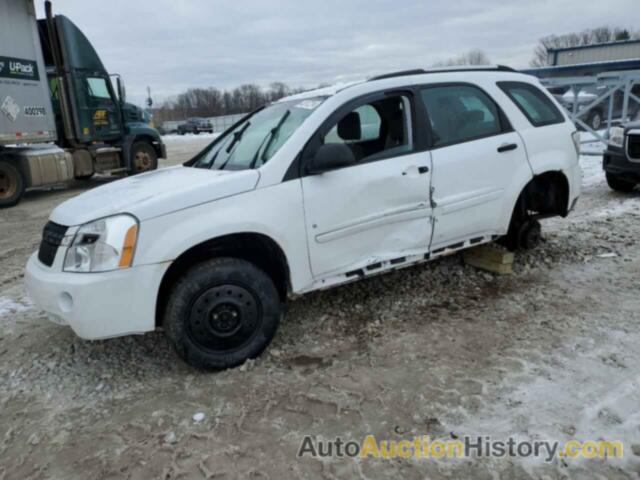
xmin=498 ymin=81 xmax=565 ymax=127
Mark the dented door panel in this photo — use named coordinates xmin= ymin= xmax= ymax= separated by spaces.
xmin=302 ymin=151 xmax=433 ymax=278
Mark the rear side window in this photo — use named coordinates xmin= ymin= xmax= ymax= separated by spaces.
xmin=498 ymin=81 xmax=564 ymax=127
xmin=420 ymin=85 xmax=504 ymax=147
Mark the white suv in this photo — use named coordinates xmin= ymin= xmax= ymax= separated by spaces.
xmin=25 ymin=67 xmax=582 ymax=369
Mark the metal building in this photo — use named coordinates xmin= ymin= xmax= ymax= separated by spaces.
xmin=547 ymin=39 xmax=640 ymax=67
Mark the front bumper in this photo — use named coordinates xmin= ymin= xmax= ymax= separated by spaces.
xmin=25 ymin=253 xmax=170 ymax=340
xmin=603 ymin=146 xmax=640 ymax=182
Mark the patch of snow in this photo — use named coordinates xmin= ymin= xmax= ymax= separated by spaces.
xmin=449 ymin=329 xmax=640 ymax=473
xmin=579 ymin=154 xmax=604 ymax=188
xmin=193 ymin=412 xmax=205 ymax=423
xmin=161 ymin=132 xmax=220 ymax=142
xmin=596 ymin=252 xmax=619 ymax=259
xmin=0 ymin=296 xmax=32 ymax=318
xmin=593 ymin=197 xmax=640 ymax=219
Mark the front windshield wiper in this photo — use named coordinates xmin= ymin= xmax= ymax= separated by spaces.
xmin=250 ymin=110 xmax=290 ymax=169
xmin=226 ymin=121 xmax=251 ymax=154
xmin=217 ymin=121 xmax=251 ymax=170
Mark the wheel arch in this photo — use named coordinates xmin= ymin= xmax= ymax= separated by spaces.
xmin=133 ymin=134 xmax=163 ymax=159
xmin=521 ymin=170 xmax=571 ymax=218
xmin=155 ymin=231 xmax=291 ymax=328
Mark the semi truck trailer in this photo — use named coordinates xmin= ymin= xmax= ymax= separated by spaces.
xmin=0 ymin=0 xmax=165 ymax=207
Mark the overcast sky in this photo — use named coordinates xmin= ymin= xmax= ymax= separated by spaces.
xmin=36 ymin=0 xmax=638 ymax=106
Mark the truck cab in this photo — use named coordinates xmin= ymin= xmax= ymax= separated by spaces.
xmin=0 ymin=0 xmax=165 ymax=207
xmin=37 ymin=8 xmax=165 ymax=178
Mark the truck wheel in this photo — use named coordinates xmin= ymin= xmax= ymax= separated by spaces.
xmin=75 ymin=173 xmax=95 ymax=180
xmin=0 ymin=160 xmax=25 ymax=208
xmin=606 ymin=172 xmax=636 ymax=193
xmin=130 ymin=142 xmax=158 ymax=175
xmin=164 ymin=257 xmax=281 ymax=370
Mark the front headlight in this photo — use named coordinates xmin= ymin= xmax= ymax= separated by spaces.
xmin=64 ymin=214 xmax=139 ymax=273
xmin=609 ymin=127 xmax=625 ymax=147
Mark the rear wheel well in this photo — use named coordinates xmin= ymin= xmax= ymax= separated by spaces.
xmin=155 ymin=233 xmax=290 ymax=328
xmin=500 ymin=171 xmax=570 ymax=250
xmin=519 ymin=171 xmax=570 ymax=220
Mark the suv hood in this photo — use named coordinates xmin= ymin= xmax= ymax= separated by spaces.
xmin=49 ymin=166 xmax=260 ymax=226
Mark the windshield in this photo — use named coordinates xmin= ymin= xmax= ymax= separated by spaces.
xmin=191 ymin=97 xmax=325 ymax=171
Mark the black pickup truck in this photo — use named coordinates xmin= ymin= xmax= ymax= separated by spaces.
xmin=603 ymin=122 xmax=640 ymax=192
xmin=177 ymin=118 xmax=214 ymax=135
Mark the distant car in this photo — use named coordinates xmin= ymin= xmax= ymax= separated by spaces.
xmin=177 ymin=118 xmax=214 ymax=135
xmin=603 ymin=122 xmax=640 ymax=192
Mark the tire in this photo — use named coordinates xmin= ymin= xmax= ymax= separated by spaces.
xmin=517 ymin=219 xmax=542 ymax=250
xmin=0 ymin=160 xmax=26 ymax=208
xmin=164 ymin=257 xmax=282 ymax=370
xmin=75 ymin=173 xmax=95 ymax=180
xmin=587 ymin=110 xmax=603 ymax=131
xmin=606 ymin=172 xmax=636 ymax=193
xmin=500 ymin=191 xmax=544 ymax=251
xmin=129 ymin=141 xmax=158 ymax=175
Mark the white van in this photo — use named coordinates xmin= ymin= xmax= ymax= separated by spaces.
xmin=26 ymin=67 xmax=582 ymax=369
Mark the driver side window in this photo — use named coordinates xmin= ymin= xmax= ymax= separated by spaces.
xmin=322 ymin=94 xmax=413 ymax=164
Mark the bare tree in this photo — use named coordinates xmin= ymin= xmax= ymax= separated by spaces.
xmin=530 ymin=26 xmax=639 ymax=67
xmin=433 ymin=49 xmax=491 ymax=67
xmin=153 ymin=82 xmax=304 ymax=123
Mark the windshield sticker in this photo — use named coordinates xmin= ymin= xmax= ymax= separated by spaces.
xmin=295 ymin=99 xmax=322 ymax=110
xmin=1 ymin=96 xmax=20 ymax=122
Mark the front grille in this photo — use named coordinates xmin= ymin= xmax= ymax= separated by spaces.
xmin=628 ymin=134 xmax=640 ymax=160
xmin=38 ymin=221 xmax=68 ymax=267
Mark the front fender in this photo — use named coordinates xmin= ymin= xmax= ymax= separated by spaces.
xmin=134 ymin=180 xmax=314 ymax=293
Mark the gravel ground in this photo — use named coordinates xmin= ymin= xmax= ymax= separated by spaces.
xmin=0 ymin=135 xmax=639 ymax=479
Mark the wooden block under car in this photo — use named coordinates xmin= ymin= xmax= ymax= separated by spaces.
xmin=463 ymin=245 xmax=514 ymax=275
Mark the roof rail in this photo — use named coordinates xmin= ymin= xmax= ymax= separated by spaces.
xmin=369 ymin=65 xmax=516 ymax=82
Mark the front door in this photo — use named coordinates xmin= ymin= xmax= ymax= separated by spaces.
xmin=301 ymin=91 xmax=433 ymax=278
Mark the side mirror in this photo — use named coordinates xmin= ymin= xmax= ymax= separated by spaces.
xmin=307 ymin=143 xmax=356 ymax=174
xmin=116 ymin=76 xmax=126 ymax=104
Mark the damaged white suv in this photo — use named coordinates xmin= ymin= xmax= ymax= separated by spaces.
xmin=26 ymin=67 xmax=581 ymax=369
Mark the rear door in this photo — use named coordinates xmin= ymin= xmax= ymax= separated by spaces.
xmin=300 ymin=90 xmax=433 ymax=279
xmin=419 ymin=83 xmax=530 ymax=249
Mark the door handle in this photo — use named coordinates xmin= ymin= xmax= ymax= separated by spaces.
xmin=402 ymin=166 xmax=429 ymax=176
xmin=497 ymin=143 xmax=518 ymax=153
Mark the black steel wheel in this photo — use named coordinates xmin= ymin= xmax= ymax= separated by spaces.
xmin=164 ymin=257 xmax=281 ymax=370
xmin=187 ymin=284 xmax=261 ymax=352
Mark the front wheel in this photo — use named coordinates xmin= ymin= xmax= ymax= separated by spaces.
xmin=606 ymin=172 xmax=636 ymax=193
xmin=0 ymin=160 xmax=25 ymax=208
xmin=164 ymin=258 xmax=282 ymax=370
xmin=129 ymin=142 xmax=158 ymax=175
